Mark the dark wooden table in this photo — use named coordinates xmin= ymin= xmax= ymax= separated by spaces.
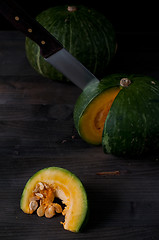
xmin=1 ymin=31 xmax=159 ymax=239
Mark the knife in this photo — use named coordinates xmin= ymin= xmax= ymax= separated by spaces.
xmin=0 ymin=0 xmax=100 ymax=89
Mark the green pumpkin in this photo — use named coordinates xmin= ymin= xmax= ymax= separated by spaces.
xmin=74 ymin=74 xmax=159 ymax=156
xmin=25 ymin=5 xmax=116 ymax=82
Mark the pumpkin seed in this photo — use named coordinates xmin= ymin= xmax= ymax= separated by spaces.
xmin=53 ymin=203 xmax=62 ymax=213
xmin=29 ymin=200 xmax=38 ymax=212
xmin=38 ymin=182 xmax=44 ymax=191
xmin=45 ymin=205 xmax=55 ymax=218
xmin=37 ymin=205 xmax=45 ymax=217
xmin=44 ymin=183 xmax=49 ymax=189
xmin=29 ymin=195 xmax=40 ymax=202
xmin=33 ymin=184 xmax=39 ymax=193
xmin=35 ymin=193 xmax=44 ymax=199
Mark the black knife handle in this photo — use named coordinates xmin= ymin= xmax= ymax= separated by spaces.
xmin=0 ymin=0 xmax=63 ymax=58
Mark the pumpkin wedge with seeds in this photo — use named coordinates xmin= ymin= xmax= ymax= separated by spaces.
xmin=20 ymin=167 xmax=88 ymax=232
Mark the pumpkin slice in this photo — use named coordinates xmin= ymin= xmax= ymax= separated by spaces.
xmin=20 ymin=167 xmax=88 ymax=232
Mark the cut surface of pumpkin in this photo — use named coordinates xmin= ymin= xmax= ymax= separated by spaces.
xmin=79 ymin=87 xmax=121 ymax=145
xmin=20 ymin=167 xmax=88 ymax=232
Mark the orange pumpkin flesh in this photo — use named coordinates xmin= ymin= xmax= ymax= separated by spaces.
xmin=79 ymin=87 xmax=121 ymax=145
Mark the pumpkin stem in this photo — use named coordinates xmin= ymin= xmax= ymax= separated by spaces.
xmin=67 ymin=6 xmax=77 ymax=12
xmin=120 ymin=78 xmax=131 ymax=87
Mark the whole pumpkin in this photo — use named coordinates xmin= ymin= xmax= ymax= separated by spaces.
xmin=74 ymin=74 xmax=159 ymax=156
xmin=25 ymin=5 xmax=116 ymax=82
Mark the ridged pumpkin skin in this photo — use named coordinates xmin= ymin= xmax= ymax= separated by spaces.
xmin=74 ymin=74 xmax=159 ymax=156
xmin=20 ymin=167 xmax=88 ymax=232
xmin=25 ymin=5 xmax=116 ymax=82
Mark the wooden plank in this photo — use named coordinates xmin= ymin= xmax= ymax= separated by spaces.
xmin=0 ymin=75 xmax=81 ymax=104
xmin=0 ymin=31 xmax=37 ymax=76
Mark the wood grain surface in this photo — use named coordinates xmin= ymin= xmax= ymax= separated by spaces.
xmin=0 ymin=31 xmax=159 ymax=239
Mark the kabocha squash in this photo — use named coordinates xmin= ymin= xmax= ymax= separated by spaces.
xmin=20 ymin=167 xmax=88 ymax=232
xmin=74 ymin=74 xmax=159 ymax=156
xmin=25 ymin=5 xmax=116 ymax=82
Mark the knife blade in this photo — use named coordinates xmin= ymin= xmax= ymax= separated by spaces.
xmin=0 ymin=0 xmax=100 ymax=89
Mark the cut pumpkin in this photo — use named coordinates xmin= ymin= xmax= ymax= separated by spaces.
xmin=20 ymin=167 xmax=88 ymax=232
xmin=74 ymin=74 xmax=159 ymax=156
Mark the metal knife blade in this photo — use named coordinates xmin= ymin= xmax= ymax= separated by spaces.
xmin=0 ymin=0 xmax=100 ymax=90
xmin=46 ymin=48 xmax=99 ymax=89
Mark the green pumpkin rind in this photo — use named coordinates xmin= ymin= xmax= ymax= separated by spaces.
xmin=25 ymin=5 xmax=116 ymax=82
xmin=103 ymin=74 xmax=159 ymax=156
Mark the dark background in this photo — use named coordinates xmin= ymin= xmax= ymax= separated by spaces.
xmin=0 ymin=0 xmax=158 ymax=33
xmin=1 ymin=0 xmax=159 ymax=55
